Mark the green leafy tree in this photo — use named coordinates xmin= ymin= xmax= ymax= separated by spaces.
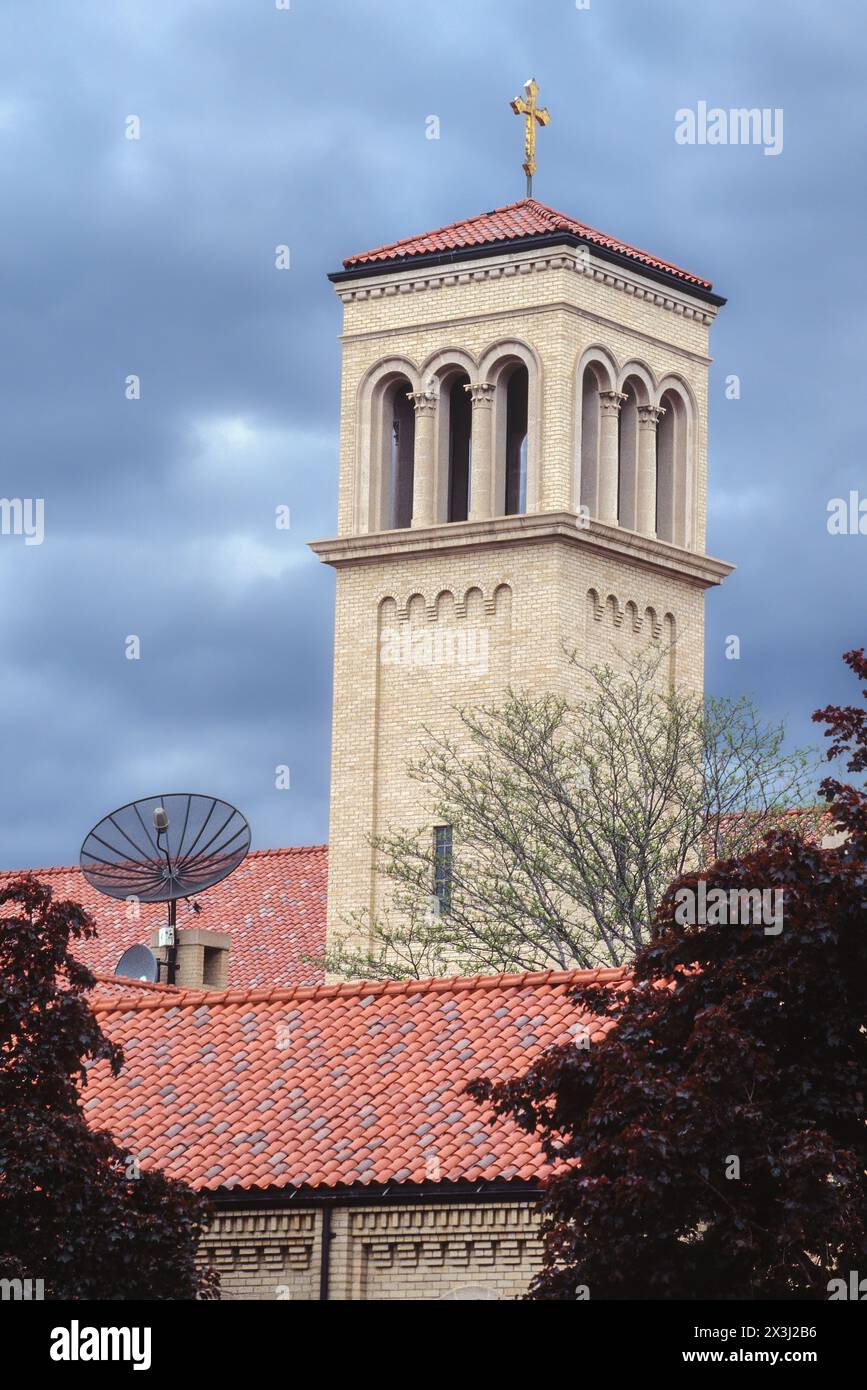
xmin=327 ymin=651 xmax=820 ymax=978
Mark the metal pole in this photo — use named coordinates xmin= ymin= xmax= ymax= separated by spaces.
xmin=166 ymin=898 xmax=177 ymax=986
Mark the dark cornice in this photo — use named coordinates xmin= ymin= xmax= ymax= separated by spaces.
xmin=206 ymin=1178 xmax=544 ymax=1208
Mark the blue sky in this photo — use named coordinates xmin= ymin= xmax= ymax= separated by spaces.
xmin=1 ymin=0 xmax=864 ymax=867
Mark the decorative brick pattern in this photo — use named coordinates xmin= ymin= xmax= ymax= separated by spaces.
xmin=200 ymin=1209 xmax=319 ymax=1301
xmin=203 ymin=1202 xmax=544 ymax=1301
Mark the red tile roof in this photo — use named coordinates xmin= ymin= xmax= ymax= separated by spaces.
xmin=0 ymin=846 xmax=327 ymax=991
xmin=83 ymin=967 xmax=627 ymax=1192
xmin=87 ymin=974 xmax=183 ymax=1001
xmin=341 ymin=197 xmax=713 ymax=291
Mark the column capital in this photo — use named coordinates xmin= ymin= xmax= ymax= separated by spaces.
xmin=637 ymin=403 xmax=667 ymax=429
xmin=408 ymin=390 xmax=437 ymax=417
xmin=599 ymin=389 xmax=627 ymax=417
xmin=463 ymin=380 xmax=496 ymax=408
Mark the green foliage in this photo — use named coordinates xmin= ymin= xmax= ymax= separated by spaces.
xmin=327 ymin=650 xmax=820 ymax=977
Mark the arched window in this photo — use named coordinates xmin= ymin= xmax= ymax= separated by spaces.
xmin=485 ymin=350 xmax=534 ymax=517
xmin=447 ymin=373 xmax=472 ymax=522
xmin=389 ymin=380 xmax=414 ymax=525
xmin=504 ymin=365 xmax=528 ymax=515
xmin=656 ymin=388 xmax=688 ymax=545
xmin=387 ymin=380 xmax=415 ymax=529
xmin=579 ymin=363 xmax=606 ymax=516
xmin=617 ymin=377 xmax=641 ymax=530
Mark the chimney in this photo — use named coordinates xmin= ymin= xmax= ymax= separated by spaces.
xmin=151 ymin=927 xmax=231 ymax=990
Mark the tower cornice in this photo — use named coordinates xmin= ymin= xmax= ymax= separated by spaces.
xmin=331 ymin=242 xmax=723 ymax=326
xmin=308 ymin=513 xmax=734 ymax=590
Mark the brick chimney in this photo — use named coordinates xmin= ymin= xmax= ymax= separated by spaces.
xmin=151 ymin=927 xmax=231 ymax=990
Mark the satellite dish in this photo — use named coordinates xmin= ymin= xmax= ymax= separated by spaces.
xmin=80 ymin=793 xmax=251 ymax=985
xmin=115 ymin=943 xmax=159 ymax=983
xmin=80 ymin=793 xmax=251 ymax=903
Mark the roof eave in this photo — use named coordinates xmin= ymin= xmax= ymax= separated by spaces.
xmin=330 ymin=231 xmax=726 ymax=308
xmin=206 ymin=1177 xmax=546 ymax=1207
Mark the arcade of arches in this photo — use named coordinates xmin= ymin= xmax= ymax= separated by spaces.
xmin=372 ymin=357 xmax=691 ymax=547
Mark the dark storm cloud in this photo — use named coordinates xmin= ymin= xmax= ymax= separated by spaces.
xmin=0 ymin=0 xmax=864 ymax=865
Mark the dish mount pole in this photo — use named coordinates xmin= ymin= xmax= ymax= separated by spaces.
xmin=157 ymin=819 xmax=178 ymax=986
xmin=164 ymin=897 xmax=178 ymax=985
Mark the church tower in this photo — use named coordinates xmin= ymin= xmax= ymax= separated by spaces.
xmin=311 ymin=171 xmax=733 ymax=963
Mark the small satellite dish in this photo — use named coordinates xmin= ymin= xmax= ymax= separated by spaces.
xmin=115 ymin=943 xmax=159 ymax=983
xmin=81 ymin=793 xmax=251 ymax=985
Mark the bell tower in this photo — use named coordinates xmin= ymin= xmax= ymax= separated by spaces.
xmin=310 ymin=192 xmax=733 ymax=963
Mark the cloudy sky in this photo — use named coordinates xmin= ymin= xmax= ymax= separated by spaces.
xmin=0 ymin=0 xmax=864 ymax=868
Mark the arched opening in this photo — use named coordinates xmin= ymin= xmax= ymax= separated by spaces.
xmin=617 ymin=376 xmax=642 ymax=530
xmin=386 ymin=378 xmax=415 ymax=529
xmin=447 ymin=373 xmax=472 ymax=522
xmin=504 ymin=364 xmax=529 ymax=515
xmin=485 ymin=349 xmax=535 ymax=517
xmin=579 ymin=363 xmax=606 ymax=517
xmin=656 ymin=388 xmax=688 ymax=545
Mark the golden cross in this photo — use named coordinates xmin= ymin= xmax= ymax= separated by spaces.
xmin=510 ymin=78 xmax=550 ymax=198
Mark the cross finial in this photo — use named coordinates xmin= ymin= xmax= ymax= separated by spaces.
xmin=510 ymin=77 xmax=551 ymax=198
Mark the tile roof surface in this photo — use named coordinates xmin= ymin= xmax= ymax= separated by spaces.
xmin=83 ymin=967 xmax=627 ymax=1192
xmin=342 ymin=197 xmax=713 ymax=290
xmin=0 ymin=846 xmax=327 ymax=990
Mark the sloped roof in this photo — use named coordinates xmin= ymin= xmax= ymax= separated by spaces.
xmin=338 ymin=197 xmax=715 ymax=293
xmin=82 ymin=967 xmax=628 ymax=1193
xmin=0 ymin=846 xmax=328 ymax=991
xmin=87 ymin=973 xmax=183 ymax=1002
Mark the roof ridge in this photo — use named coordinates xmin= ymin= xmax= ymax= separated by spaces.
xmin=90 ymin=963 xmax=630 ymax=1016
xmin=91 ymin=972 xmax=180 ymax=995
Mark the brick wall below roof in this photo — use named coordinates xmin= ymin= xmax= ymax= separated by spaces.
xmin=200 ymin=1200 xmax=543 ymax=1301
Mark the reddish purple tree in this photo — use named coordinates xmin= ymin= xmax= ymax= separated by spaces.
xmin=470 ymin=652 xmax=867 ymax=1299
xmin=0 ymin=874 xmax=217 ymax=1299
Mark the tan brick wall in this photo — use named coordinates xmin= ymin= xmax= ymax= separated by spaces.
xmin=201 ymin=1200 xmax=542 ymax=1301
xmin=323 ymin=526 xmax=711 ymax=956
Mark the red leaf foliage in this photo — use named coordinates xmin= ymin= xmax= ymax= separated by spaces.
xmin=0 ymin=875 xmax=218 ymax=1300
xmin=469 ymin=652 xmax=867 ymax=1299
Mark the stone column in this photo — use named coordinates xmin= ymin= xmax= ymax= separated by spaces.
xmin=636 ymin=403 xmax=666 ymax=536
xmin=464 ymin=381 xmax=496 ymax=521
xmin=597 ymin=390 xmax=626 ymax=524
xmin=409 ymin=390 xmax=437 ymax=528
